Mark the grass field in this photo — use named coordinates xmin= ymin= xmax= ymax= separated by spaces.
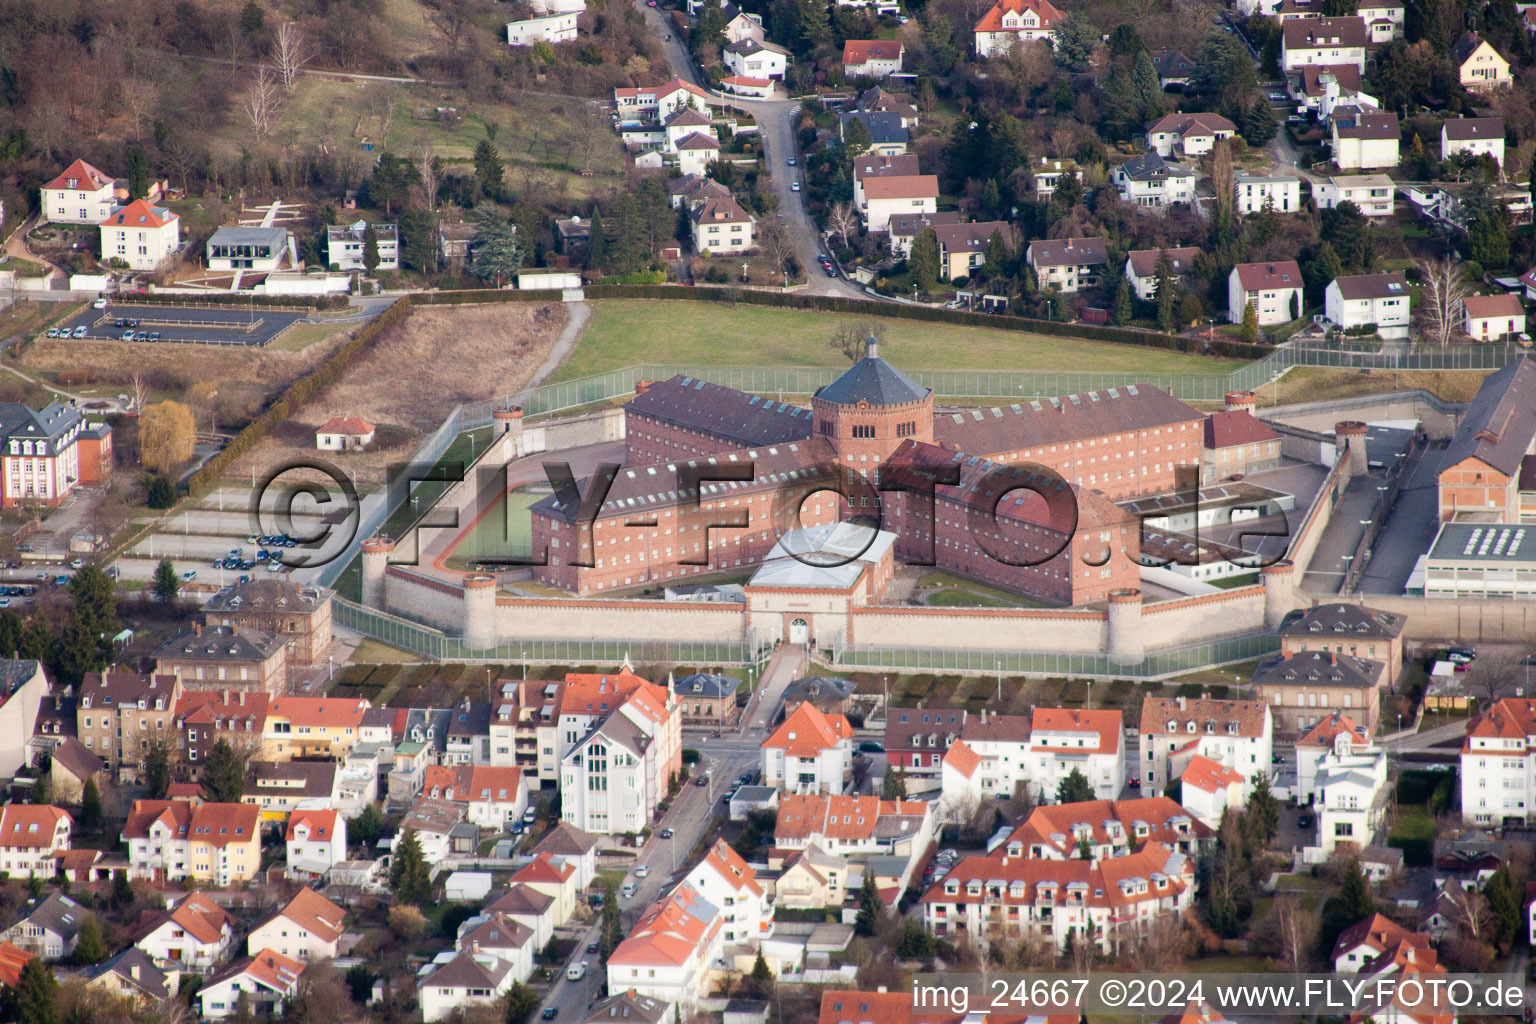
xmin=1259 ymin=366 xmax=1492 ymax=407
xmin=554 ymin=301 xmax=1244 ymax=382
xmin=270 ymin=320 xmax=355 ymax=352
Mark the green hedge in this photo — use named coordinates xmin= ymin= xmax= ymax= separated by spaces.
xmin=128 ymin=293 xmax=349 ymax=310
xmin=411 ymin=284 xmax=1272 ymax=360
xmin=185 ymin=297 xmax=413 ymax=495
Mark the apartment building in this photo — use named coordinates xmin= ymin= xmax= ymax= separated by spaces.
xmin=76 ymin=671 xmax=183 ymax=781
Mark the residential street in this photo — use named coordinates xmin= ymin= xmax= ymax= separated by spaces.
xmin=630 ymin=0 xmax=875 ymax=300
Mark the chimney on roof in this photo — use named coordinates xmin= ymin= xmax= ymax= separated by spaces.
xmin=193 ymin=622 xmax=201 ymax=637
xmin=1176 ymin=695 xmax=1186 ymax=711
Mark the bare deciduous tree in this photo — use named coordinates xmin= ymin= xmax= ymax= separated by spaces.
xmin=828 ymin=201 xmax=859 ymax=250
xmin=1417 ymin=256 xmax=1471 ymax=347
xmin=1274 ymin=894 xmax=1313 ymax=976
xmin=416 ymin=141 xmax=439 ymax=209
xmin=422 ymin=0 xmax=490 ymax=52
xmin=572 ymin=102 xmax=610 ymax=173
xmin=830 ymin=321 xmax=887 ymax=361
xmin=759 ymin=221 xmax=797 ymax=285
xmin=240 ymin=64 xmax=281 ymax=141
xmin=272 ymin=22 xmax=312 ymax=91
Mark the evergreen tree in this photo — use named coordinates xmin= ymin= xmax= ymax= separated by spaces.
xmin=72 ymin=915 xmax=107 ymax=965
xmin=1241 ymin=300 xmax=1259 ymax=342
xmin=1056 ymin=767 xmax=1094 ymax=804
xmin=58 ymin=565 xmax=116 ymax=685
xmin=398 ymin=208 xmax=439 ymax=272
xmin=586 ymin=208 xmax=608 ymax=272
xmin=1154 ymin=250 xmax=1178 ymax=333
xmin=505 ymin=981 xmax=540 ymax=1024
xmin=362 ymin=223 xmax=380 ymax=273
xmin=1052 ymin=11 xmax=1097 ymax=70
xmin=79 ymin=778 xmax=102 ymax=831
xmin=469 ymin=206 xmax=524 ymax=286
xmin=1108 ymin=23 xmax=1145 ymax=57
xmin=110 ymin=872 xmax=135 ymax=912
xmin=981 ymin=179 xmax=1002 ymax=219
xmin=896 ymin=917 xmax=937 ymax=957
xmin=1132 ymin=50 xmax=1165 ymax=120
xmin=1338 ymin=857 xmax=1375 ymax=923
xmin=854 ymin=874 xmax=881 ymax=935
xmin=1467 ymin=210 xmax=1510 ymax=269
xmin=0 ymin=610 xmax=21 ymax=660
xmin=601 ymin=883 xmax=622 ymax=954
xmin=200 ymin=739 xmax=246 ymax=803
xmin=12 ymin=958 xmax=58 ymax=1024
xmin=240 ymin=0 xmax=266 ymax=34
xmin=142 ymin=741 xmax=172 ymax=800
xmin=390 ymin=828 xmax=433 ymax=905
xmin=349 ymin=803 xmax=385 ymax=853
xmin=841 ymin=116 xmax=872 ymax=157
xmin=882 ymin=767 xmax=907 ymax=800
xmin=749 ymin=951 xmax=774 ymax=998
xmin=1100 ymin=65 xmax=1141 ymax=142
xmin=910 ymin=228 xmax=939 ymax=290
xmin=127 ymin=147 xmax=150 ymax=201
xmin=152 ymin=558 xmax=179 ymax=603
xmin=1248 ymin=774 xmax=1279 ymax=842
xmin=18 ymin=614 xmax=51 ymax=662
xmin=1302 ymin=241 xmax=1345 ymax=305
xmin=1111 ymin=272 xmax=1133 ymax=326
xmin=1484 ymin=866 xmax=1521 ymax=948
xmin=28 ymin=774 xmax=49 ymax=806
xmin=983 ymin=229 xmax=1008 ymax=278
xmin=1321 ymin=201 xmax=1375 ymax=271
xmin=365 ymin=152 xmax=416 ymax=216
xmin=144 ymin=474 xmax=175 ymax=508
xmin=1242 ymin=99 xmax=1278 ymax=147
xmin=473 ymin=128 xmax=504 ymax=201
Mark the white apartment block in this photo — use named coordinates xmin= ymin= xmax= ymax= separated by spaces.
xmin=1234 ymin=171 xmax=1302 ymax=215
xmin=1315 ymin=175 xmax=1396 ymax=217
xmin=1460 ymin=698 xmax=1536 ymax=826
xmin=1137 ymin=697 xmax=1272 ymax=795
xmin=1324 ymin=272 xmax=1411 ymax=340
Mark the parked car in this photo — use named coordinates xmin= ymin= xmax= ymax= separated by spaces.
xmin=621 ymin=883 xmax=636 ymax=899
xmin=45 ymin=328 xmax=59 ymax=338
xmin=790 ymin=181 xmax=801 ymax=192
xmin=92 ymin=298 xmax=108 ymax=309
xmin=148 ymin=332 xmax=161 ymax=342
xmin=787 ymin=157 xmax=797 ymax=166
xmin=635 ymin=864 xmax=649 ymax=878
xmin=68 ymin=559 xmax=84 ymax=569
xmin=542 ymin=1010 xmax=558 ymax=1021
xmin=659 ymin=828 xmax=673 ymax=839
xmin=181 ymin=570 xmax=197 ymax=581
xmin=858 ymin=741 xmax=884 ymax=754
xmin=72 ymin=326 xmax=87 ymax=339
xmin=120 ymin=331 xmax=135 ymax=342
xmin=1447 ymin=646 xmax=1477 ymax=664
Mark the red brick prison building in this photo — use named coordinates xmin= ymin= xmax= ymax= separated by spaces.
xmin=530 ymin=342 xmax=1194 ymax=604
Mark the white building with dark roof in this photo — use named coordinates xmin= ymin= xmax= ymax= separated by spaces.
xmin=1026 ymin=236 xmax=1108 ymax=293
xmin=1234 ymin=170 xmax=1302 ymax=214
xmin=1325 ymin=272 xmax=1411 ymax=339
xmin=1125 ymin=247 xmax=1201 ymax=302
xmin=1441 ymin=117 xmax=1505 ymax=167
xmin=1112 ymin=152 xmax=1196 ymax=207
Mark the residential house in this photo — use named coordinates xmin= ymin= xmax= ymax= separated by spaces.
xmin=41 ymin=158 xmax=116 ymax=225
xmin=399 ymin=799 xmax=465 ymax=866
xmin=584 ymin=991 xmax=674 ymax=1024
xmin=325 ymin=220 xmax=399 ymax=271
xmin=122 ymin=800 xmax=262 ymax=886
xmin=243 ymin=760 xmax=341 ymax=822
xmin=1032 ymin=158 xmax=1080 ymax=197
xmin=884 ymin=706 xmax=968 ymax=778
xmin=1145 ymin=112 xmax=1237 ymax=157
xmin=421 ymin=764 xmax=529 ymax=827
xmin=606 ymin=882 xmax=723 ymax=1009
xmin=1441 ymin=116 xmax=1505 ymax=167
xmin=1202 ymin=409 xmax=1282 ymax=482
xmin=842 ymin=40 xmax=903 ymax=79
xmin=1113 ymin=151 xmax=1196 ymax=207
xmin=973 ymin=0 xmax=1064 ymax=57
xmin=154 ymin=624 xmax=287 ymax=697
xmin=505 ymin=12 xmax=579 ymax=45
xmin=860 ymin=175 xmax=939 ymax=232
xmin=46 ymin=737 xmax=103 ymax=803
xmin=264 ymin=695 xmax=370 ymax=760
xmin=0 ymin=804 xmax=70 ymax=878
xmin=1325 ymin=271 xmax=1412 ymax=339
xmin=247 ymin=888 xmax=346 ymax=961
xmin=994 ymin=796 xmax=1213 ymax=861
xmin=674 ymin=133 xmax=721 ymax=177
xmin=173 ymin=690 xmax=270 ymax=768
xmin=485 ymin=884 xmax=559 ymax=948
xmin=530 ymin=822 xmax=600 ymax=891
xmin=438 ymin=222 xmax=477 ymax=272
xmin=1314 ymin=734 xmax=1389 ymax=852
xmin=840 ymin=110 xmax=908 ymax=155
xmin=203 ymin=579 xmax=333 ymax=665
xmin=554 ymin=216 xmax=591 ymax=262
xmin=1461 ymin=698 xmax=1536 ymax=826
xmin=690 ymin=194 xmax=755 ymax=255
xmin=1358 ymin=0 xmax=1404 ymax=40
xmin=773 ymin=843 xmax=846 ymax=909
xmin=1462 ymin=293 xmax=1525 ymax=341
xmin=1293 ymin=64 xmax=1368 ymax=113
xmin=933 ymin=221 xmax=1011 ymax=279
xmin=1332 ymin=109 xmax=1400 ymax=170
xmin=205 ymin=226 xmax=290 ymax=272
xmin=559 ymin=670 xmax=682 ymax=835
xmin=1281 ymin=605 xmax=1406 ymax=687
xmin=1151 ymin=49 xmax=1195 ymax=89
xmin=674 ymin=673 xmax=743 ymax=726
xmin=887 ymin=211 xmax=961 ymax=258
xmin=1026 ymin=236 xmax=1108 ymax=293
xmin=1282 ymin=17 xmax=1368 ymax=71
xmin=856 ymin=85 xmax=919 ymax=127
xmin=723 ymin=7 xmax=766 ymax=43
xmin=314 ymin=415 xmax=377 ymax=452
xmin=773 ymin=794 xmax=934 ymax=868
xmin=80 ymin=948 xmax=173 ymax=1005
xmin=1178 ymin=754 xmax=1247 ymax=828
xmin=0 ymin=404 xmax=111 ymax=509
xmin=1453 ymin=32 xmax=1510 ymax=92
xmin=1234 ymin=170 xmax=1302 ymax=214
xmin=1332 ymin=913 xmax=1430 ymax=973
xmin=76 ymin=670 xmax=182 ymax=780
xmin=762 ymin=701 xmax=854 ymax=794
xmin=687 ymin=839 xmax=772 ymax=945
xmin=285 ymin=809 xmax=346 ymax=881
xmin=99 ymin=200 xmax=180 ymax=272
xmin=199 ymin=950 xmax=305 ymax=1019
xmin=851 ymin=152 xmax=920 ymax=210
xmin=511 ymin=852 xmax=581 ymax=925
xmin=723 ymin=39 xmax=790 ymax=80
xmin=1228 ymin=261 xmax=1303 ymax=325
xmin=1249 ymin=650 xmax=1386 ymax=736
xmin=131 ymin=891 xmax=236 ymax=971
xmin=0 ymin=893 xmax=86 ymax=960
xmin=445 ymin=699 xmax=493 ymax=765
xmin=1316 ymin=174 xmax=1396 ymax=216
xmin=1296 ymin=712 xmax=1373 ymax=802
xmin=942 ymin=707 xmax=1126 ymax=806
xmin=612 ymin=78 xmax=711 ymax=125
xmin=1137 ymin=696 xmax=1273 ymax=794
xmin=455 ymin=913 xmax=535 ymax=980
xmin=1125 ymin=247 xmax=1201 ymax=302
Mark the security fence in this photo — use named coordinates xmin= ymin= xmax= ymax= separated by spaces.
xmin=829 ymin=631 xmax=1280 ymax=679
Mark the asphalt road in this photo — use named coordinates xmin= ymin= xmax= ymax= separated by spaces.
xmin=1357 ymin=439 xmax=1445 ymax=596
xmin=53 ymin=302 xmax=305 ymax=346
xmin=630 ymin=0 xmax=874 ymax=301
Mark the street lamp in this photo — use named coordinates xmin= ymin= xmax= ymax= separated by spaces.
xmin=996 ymin=659 xmax=1002 ymax=702
xmin=522 ymin=650 xmax=528 ymax=680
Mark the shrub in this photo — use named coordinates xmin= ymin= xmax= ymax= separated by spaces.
xmin=388 ymin=903 xmax=428 ymax=939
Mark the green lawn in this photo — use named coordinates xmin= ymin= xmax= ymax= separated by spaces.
xmin=270 ymin=320 xmax=354 ymax=352
xmin=443 ymin=488 xmax=545 ymax=570
xmin=554 ymin=301 xmax=1243 ymax=382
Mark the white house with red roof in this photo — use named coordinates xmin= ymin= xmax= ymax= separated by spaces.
xmin=1296 ymin=711 xmax=1371 ymax=802
xmin=1332 ymin=913 xmax=1431 ymax=972
xmin=762 ymin=700 xmax=854 ymax=794
xmin=994 ymin=797 xmax=1213 ymax=862
xmin=934 ymin=708 xmax=1124 ymax=810
xmin=314 ymin=415 xmax=376 ymax=451
xmin=773 ymin=793 xmax=934 ymax=864
xmin=510 ymin=851 xmax=580 ymax=925
xmin=973 ymin=0 xmax=1064 ymax=56
xmin=1137 ymin=696 xmax=1273 ymax=795
xmin=246 ymin=887 xmax=346 ymax=961
xmin=41 ymin=159 xmax=116 ymax=225
xmin=606 ymin=881 xmax=723 ymax=1009
xmin=1462 ymin=292 xmax=1526 ymax=342
xmin=99 ymin=199 xmax=181 ymax=272
xmin=284 ymin=809 xmax=346 ymax=881
xmin=1228 ymin=261 xmax=1303 ymax=325
xmin=1026 ymin=707 xmax=1125 ymax=802
xmin=421 ymin=764 xmax=528 ymax=827
xmin=200 ymin=949 xmax=305 ymax=1019
xmin=132 ymin=891 xmax=237 ymax=970
xmin=0 ymin=805 xmax=70 ymax=878
xmin=612 ymin=78 xmax=711 ymax=128
xmin=686 ymin=839 xmax=772 ymax=945
xmin=1146 ymin=112 xmax=1238 ymax=158
xmin=842 ymin=40 xmax=903 ymax=79
xmin=1178 ymin=754 xmax=1246 ymax=828
xmin=1461 ymin=699 xmax=1536 ymax=826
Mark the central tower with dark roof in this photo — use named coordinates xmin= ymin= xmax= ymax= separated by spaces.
xmin=811 ymin=338 xmax=934 ymax=465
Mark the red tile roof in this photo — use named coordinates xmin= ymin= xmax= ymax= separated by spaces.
xmin=422 ymin=765 xmax=526 ymax=805
xmin=285 ymin=809 xmax=339 ymax=843
xmin=1003 ymin=796 xmax=1209 ymax=855
xmin=1146 ymin=111 xmax=1237 ymax=138
xmin=162 ymin=892 xmax=235 ymax=946
xmin=1463 ymin=697 xmax=1536 ymax=751
xmin=100 ymin=199 xmax=176 ymax=230
xmin=843 ymin=40 xmax=903 ymax=65
xmin=609 ymin=881 xmax=720 ymax=967
xmin=316 ymin=415 xmax=375 ymax=436
xmin=1297 ymin=711 xmax=1370 ymax=748
xmin=775 ymin=793 xmax=927 ymax=843
xmin=0 ymin=941 xmax=35 ymax=988
xmin=1029 ymin=707 xmax=1122 ymax=754
xmin=862 ymin=174 xmax=939 ymax=201
xmin=43 ymin=158 xmax=113 ymax=193
xmin=274 ymin=888 xmax=346 ymax=943
xmin=0 ymin=805 xmax=70 ymax=849
xmin=212 ymin=949 xmax=305 ymax=995
xmin=1234 ymin=261 xmax=1303 ymax=292
xmin=763 ymin=701 xmax=853 ymax=757
xmin=1331 ymin=912 xmax=1425 ymax=961
xmin=560 ymin=668 xmax=657 ymax=717
xmin=1203 ymin=410 xmax=1280 ymax=450
xmin=943 ymin=739 xmax=982 ymax=779
xmin=512 ymin=851 xmax=576 ymax=886
xmin=1462 ymin=293 xmax=1524 ymax=319
xmin=922 ymin=841 xmax=1192 ymax=910
xmin=267 ymin=696 xmax=370 ymax=730
xmin=974 ymin=0 xmax=1065 ymax=34
xmin=700 ymin=838 xmax=764 ymax=897
xmin=1181 ymin=754 xmax=1245 ymax=793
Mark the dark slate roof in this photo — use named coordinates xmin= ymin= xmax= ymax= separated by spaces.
xmin=841 ymin=110 xmax=908 ymax=146
xmin=204 ymin=579 xmax=330 ymax=614
xmin=1280 ymin=603 xmax=1406 ymax=640
xmin=1440 ymin=359 xmax=1536 ymax=478
xmin=1151 ymin=49 xmax=1194 ymax=78
xmin=932 ymin=383 xmax=1202 ymax=458
xmin=625 ymin=375 xmax=813 ymax=449
xmin=0 ymin=660 xmax=40 ymax=695
xmin=0 ymin=402 xmax=83 ymax=458
xmin=82 ymin=948 xmax=170 ymax=1001
xmin=11 ymin=893 xmax=86 ymax=940
xmin=152 ymin=625 xmax=286 ymax=663
xmin=1117 ymin=151 xmax=1194 ymax=182
xmin=1334 ymin=110 xmax=1399 ymax=140
xmin=447 ymin=700 xmax=492 ymax=738
xmin=1251 ymin=649 xmax=1382 ymax=689
xmin=1126 ymin=246 xmax=1202 ymax=279
xmin=1330 ymin=272 xmax=1409 ymax=300
xmin=1027 ymin=236 xmax=1108 ymax=268
xmin=1284 ymin=16 xmax=1367 ymax=49
xmin=813 ymin=347 xmax=931 ymax=407
xmin=582 ymin=990 xmax=673 ymax=1024
xmin=1442 ymin=116 xmax=1503 ymax=141
xmin=1451 ymin=31 xmax=1492 ymax=64
xmin=674 ymin=672 xmax=742 ymax=699
xmin=531 ymin=822 xmax=599 ymax=858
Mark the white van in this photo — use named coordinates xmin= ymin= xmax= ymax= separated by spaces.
xmin=566 ymin=961 xmax=588 ymax=981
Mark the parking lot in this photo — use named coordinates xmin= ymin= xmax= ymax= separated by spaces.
xmin=51 ymin=302 xmax=305 ymax=347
